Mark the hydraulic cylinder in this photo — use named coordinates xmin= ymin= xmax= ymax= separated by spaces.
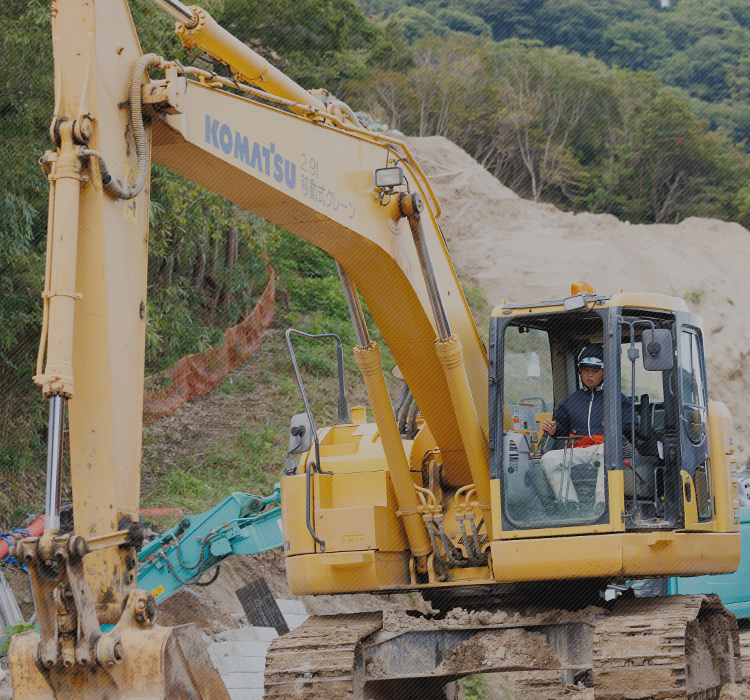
xmin=37 ymin=121 xmax=83 ymax=399
xmin=400 ymin=193 xmax=493 ymax=534
xmin=354 ymin=341 xmax=432 ymax=558
xmin=174 ymin=6 xmax=326 ymax=115
xmin=337 ymin=262 xmax=432 ymax=559
xmin=434 ymin=335 xmax=492 ymax=531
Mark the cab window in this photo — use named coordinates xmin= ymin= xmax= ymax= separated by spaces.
xmin=503 ymin=328 xmax=554 ymax=422
xmin=680 ymin=330 xmax=707 ymax=445
xmin=501 ymin=316 xmax=607 ymax=529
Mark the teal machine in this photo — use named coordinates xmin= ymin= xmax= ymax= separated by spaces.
xmin=630 ymin=473 xmax=750 ymax=617
xmin=137 ymin=486 xmax=284 ymax=602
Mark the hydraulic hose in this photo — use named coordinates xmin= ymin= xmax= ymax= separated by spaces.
xmin=84 ymin=53 xmax=164 ymax=200
xmin=457 ymin=517 xmax=483 ymax=566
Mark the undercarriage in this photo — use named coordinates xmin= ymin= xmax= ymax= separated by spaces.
xmin=265 ymin=594 xmax=741 ymax=699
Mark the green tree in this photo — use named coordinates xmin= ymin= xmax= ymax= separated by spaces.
xmin=218 ymin=0 xmax=379 ymax=90
xmin=489 ymin=41 xmax=595 ymax=201
xmin=602 ymin=20 xmax=673 ymax=71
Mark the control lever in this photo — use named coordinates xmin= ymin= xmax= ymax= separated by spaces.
xmin=531 ymin=431 xmax=549 ymax=460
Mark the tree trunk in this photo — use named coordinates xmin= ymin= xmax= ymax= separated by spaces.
xmin=225 ymin=225 xmax=237 ymax=268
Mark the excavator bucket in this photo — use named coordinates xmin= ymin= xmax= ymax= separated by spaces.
xmin=8 ymin=620 xmax=230 ymax=699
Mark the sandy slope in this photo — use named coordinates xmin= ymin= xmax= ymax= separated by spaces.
xmin=405 ymin=135 xmax=750 ymax=464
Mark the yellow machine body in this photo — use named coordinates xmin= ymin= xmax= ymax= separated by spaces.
xmin=281 ymin=291 xmax=740 ymax=595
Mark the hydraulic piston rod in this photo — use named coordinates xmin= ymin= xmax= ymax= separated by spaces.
xmin=171 ymin=5 xmax=327 ymax=115
xmin=44 ymin=395 xmax=65 ymax=532
xmin=147 ymin=0 xmax=197 ymax=24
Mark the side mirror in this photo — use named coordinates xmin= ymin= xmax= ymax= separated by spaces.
xmin=288 ymin=413 xmax=313 ymax=455
xmin=642 ymin=329 xmax=673 ymax=371
xmin=285 ymin=413 xmax=313 ymax=475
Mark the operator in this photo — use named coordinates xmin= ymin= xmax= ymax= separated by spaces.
xmin=540 ymin=344 xmax=638 ymax=506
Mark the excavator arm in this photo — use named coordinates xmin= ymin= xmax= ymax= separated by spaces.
xmin=137 ymin=488 xmax=283 ymax=603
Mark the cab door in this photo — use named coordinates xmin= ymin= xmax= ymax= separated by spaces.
xmin=677 ymin=326 xmax=713 ymax=525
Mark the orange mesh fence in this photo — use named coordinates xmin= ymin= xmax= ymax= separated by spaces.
xmin=142 ymin=271 xmax=275 ymax=424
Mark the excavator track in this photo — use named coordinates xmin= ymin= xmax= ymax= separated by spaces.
xmin=264 ymin=612 xmax=383 ymax=698
xmin=593 ymin=594 xmax=741 ymax=699
xmin=512 ymin=595 xmax=743 ymax=700
xmin=266 ymin=596 xmax=740 ymax=699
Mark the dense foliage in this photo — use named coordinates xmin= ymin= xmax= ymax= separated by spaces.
xmin=354 ymin=0 xmax=750 ymax=145
xmin=348 ymin=35 xmax=750 ymax=221
xmin=0 ymin=0 xmax=386 ymax=524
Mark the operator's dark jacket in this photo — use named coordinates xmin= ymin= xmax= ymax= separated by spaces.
xmin=552 ymin=385 xmax=638 ymax=443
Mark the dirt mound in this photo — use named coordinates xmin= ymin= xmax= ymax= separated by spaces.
xmin=405 ymin=134 xmax=750 ymax=462
xmin=437 ymin=627 xmax=558 ymax=675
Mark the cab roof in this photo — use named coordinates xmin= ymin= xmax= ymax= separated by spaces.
xmin=491 ymin=291 xmax=690 ymax=319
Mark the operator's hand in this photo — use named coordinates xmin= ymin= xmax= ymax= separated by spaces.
xmin=542 ymin=419 xmax=557 ymax=436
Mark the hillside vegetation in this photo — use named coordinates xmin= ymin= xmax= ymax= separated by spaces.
xmin=355 ymin=0 xmax=750 ymax=146
xmin=3 ymin=0 xmax=750 ymax=525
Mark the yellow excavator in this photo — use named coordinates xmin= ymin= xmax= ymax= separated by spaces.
xmin=8 ymin=0 xmax=743 ymax=697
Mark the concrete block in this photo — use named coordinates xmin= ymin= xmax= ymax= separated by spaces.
xmin=213 ymin=655 xmax=265 ymax=675
xmin=283 ymin=613 xmax=309 ymax=631
xmin=231 ymin=641 xmax=273 ymax=658
xmin=276 ymin=599 xmax=307 ymax=615
xmin=215 ymin=626 xmax=278 ymax=643
xmin=220 ymin=672 xmax=265 ymax=689
xmin=210 ymin=642 xmax=269 ymax=661
xmin=227 ymin=689 xmax=264 ymax=700
xmin=208 ymin=641 xmax=239 ymax=659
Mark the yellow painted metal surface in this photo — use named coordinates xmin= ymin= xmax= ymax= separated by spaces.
xmin=34 ymin=123 xmax=82 ymax=399
xmin=434 ymin=334 xmax=492 ymax=531
xmin=313 ymin=470 xmax=410 ymax=552
xmin=608 ymin=469 xmax=626 ymax=533
xmin=153 ymin=79 xmax=487 ymax=486
xmin=490 ymin=531 xmax=740 ymax=582
xmin=328 ymin=470 xmax=404 ymax=509
xmin=40 ymin=0 xmax=150 ymax=625
xmin=354 ymin=341 xmax=431 ymax=557
xmin=315 ymin=506 xmax=408 ymax=552
xmin=286 ymin=550 xmax=410 ymax=595
xmin=175 ymin=6 xmax=327 ymax=114
xmin=709 ymin=401 xmax=741 ymax=533
xmin=280 ymin=475 xmax=315 ymax=556
xmin=409 ymin=421 xmax=437 ymax=471
xmin=682 ymin=470 xmax=701 ymax=529
xmin=9 ymin=620 xmax=230 ymax=699
xmin=493 ymin=291 xmax=690 ymax=318
xmin=490 ymin=478 xmax=503 ymax=541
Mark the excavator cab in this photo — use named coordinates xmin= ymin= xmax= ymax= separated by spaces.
xmin=490 ymin=288 xmax=735 ymax=540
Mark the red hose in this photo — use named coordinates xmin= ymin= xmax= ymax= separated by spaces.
xmin=0 ymin=515 xmax=45 ymax=560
